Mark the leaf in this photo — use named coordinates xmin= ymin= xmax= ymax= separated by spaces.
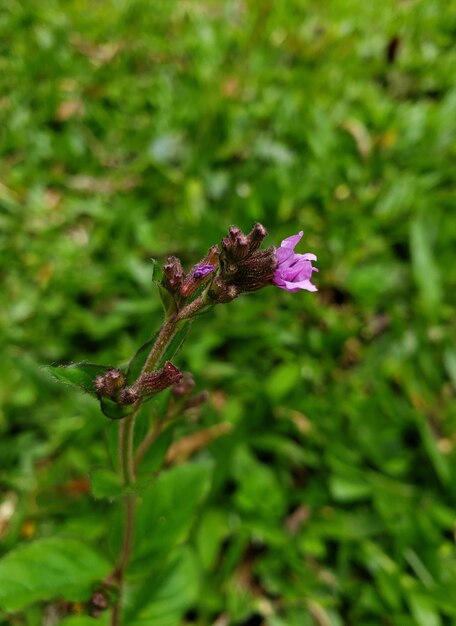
xmin=127 ymin=333 xmax=159 ymax=384
xmin=127 ymin=547 xmax=199 ymax=626
xmin=410 ymin=215 xmax=442 ymax=314
xmin=46 ymin=363 xmax=113 ymax=396
xmin=132 ymin=461 xmax=213 ymax=565
xmin=415 ymin=411 xmax=450 ymax=487
xmin=90 ymin=468 xmax=124 ymax=500
xmin=329 ymin=476 xmax=372 ymax=502
xmin=151 ymin=258 xmax=177 ymax=317
xmin=60 ymin=616 xmax=109 ymax=626
xmin=266 ymin=362 xmax=300 ymax=401
xmin=0 ymin=538 xmax=111 ymax=612
xmin=138 ymin=426 xmax=174 ymax=475
xmin=158 ymin=320 xmax=191 ymax=369
xmin=99 ymin=395 xmax=134 ymax=420
xmin=408 ymin=592 xmax=442 ymax=626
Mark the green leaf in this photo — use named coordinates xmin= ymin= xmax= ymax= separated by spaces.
xmin=60 ymin=616 xmax=109 ymax=626
xmin=408 ymin=592 xmax=442 ymax=626
xmin=415 ymin=411 xmax=450 ymax=487
xmin=0 ymin=538 xmax=111 ymax=612
xmin=46 ymin=363 xmax=113 ymax=396
xmin=410 ymin=215 xmax=442 ymax=315
xmin=266 ymin=362 xmax=300 ymax=401
xmin=99 ymin=395 xmax=134 ymax=420
xmin=329 ymin=476 xmax=372 ymax=502
xmin=127 ymin=547 xmax=200 ymax=626
xmin=138 ymin=426 xmax=174 ymax=476
xmin=90 ymin=468 xmax=124 ymax=500
xmin=132 ymin=461 xmax=213 ymax=565
xmin=158 ymin=320 xmax=191 ymax=369
xmin=127 ymin=333 xmax=159 ymax=385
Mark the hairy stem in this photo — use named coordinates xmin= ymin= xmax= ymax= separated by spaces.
xmin=112 ymin=298 xmax=208 ymax=625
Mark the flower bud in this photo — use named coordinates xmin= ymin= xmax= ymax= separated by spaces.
xmin=221 ymin=226 xmax=250 ymax=262
xmin=207 ymin=276 xmax=239 ymax=303
xmin=246 ymin=222 xmax=268 ymax=254
xmin=163 ymin=256 xmax=184 ymax=292
xmin=221 ymin=223 xmax=268 ymax=266
xmin=180 ymin=245 xmax=219 ymax=299
xmin=119 ymin=361 xmax=183 ymax=405
xmin=94 ymin=369 xmax=126 ymax=399
xmin=229 ymin=246 xmax=277 ymax=293
xmin=172 ymin=371 xmax=195 ymax=396
xmin=184 ymin=390 xmax=209 ymax=409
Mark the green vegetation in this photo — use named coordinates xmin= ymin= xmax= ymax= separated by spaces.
xmin=1 ymin=0 xmax=456 ymax=624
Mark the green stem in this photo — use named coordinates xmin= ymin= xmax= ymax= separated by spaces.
xmin=111 ymin=297 xmax=208 ymax=625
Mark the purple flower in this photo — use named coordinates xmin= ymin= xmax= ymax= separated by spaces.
xmin=273 ymin=231 xmax=318 ymax=293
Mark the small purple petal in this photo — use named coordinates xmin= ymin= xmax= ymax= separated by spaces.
xmin=193 ymin=264 xmax=215 ymax=279
xmin=280 ymin=231 xmax=303 ymax=250
xmin=273 ymin=230 xmax=318 ymax=293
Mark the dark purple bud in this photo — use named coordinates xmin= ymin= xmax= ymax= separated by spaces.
xmin=221 ymin=226 xmax=250 ymax=262
xmin=89 ymin=589 xmax=109 ymax=618
xmin=172 ymin=371 xmax=195 ymax=396
xmin=246 ymin=222 xmax=268 ymax=254
xmin=118 ymin=386 xmax=141 ymax=406
xmin=94 ymin=369 xmax=126 ymax=399
xmin=163 ymin=256 xmax=184 ymax=291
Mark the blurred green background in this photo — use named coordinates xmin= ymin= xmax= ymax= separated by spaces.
xmin=1 ymin=0 xmax=456 ymax=624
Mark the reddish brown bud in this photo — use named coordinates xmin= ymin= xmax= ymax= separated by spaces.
xmin=246 ymin=222 xmax=268 ymax=254
xmin=221 ymin=226 xmax=250 ymax=262
xmin=229 ymin=247 xmax=277 ymax=292
xmin=118 ymin=386 xmax=141 ymax=405
xmin=94 ymin=369 xmax=126 ymax=399
xmin=180 ymin=245 xmax=219 ymax=299
xmin=172 ymin=371 xmax=195 ymax=396
xmin=184 ymin=390 xmax=209 ymax=409
xmin=163 ymin=256 xmax=184 ymax=292
xmin=208 ymin=277 xmax=239 ymax=303
xmin=119 ymin=361 xmax=183 ymax=404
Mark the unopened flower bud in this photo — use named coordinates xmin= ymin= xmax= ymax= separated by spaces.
xmin=118 ymin=386 xmax=141 ymax=406
xmin=119 ymin=361 xmax=183 ymax=405
xmin=89 ymin=589 xmax=109 ymax=618
xmin=246 ymin=222 xmax=268 ymax=254
xmin=184 ymin=390 xmax=209 ymax=409
xmin=207 ymin=276 xmax=239 ymax=304
xmin=172 ymin=371 xmax=195 ymax=396
xmin=229 ymin=247 xmax=277 ymax=293
xmin=221 ymin=226 xmax=250 ymax=262
xmin=94 ymin=369 xmax=126 ymax=399
xmin=180 ymin=245 xmax=219 ymax=298
xmin=163 ymin=256 xmax=184 ymax=292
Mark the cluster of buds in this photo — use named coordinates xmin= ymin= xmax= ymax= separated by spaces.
xmin=94 ymin=362 xmax=182 ymax=406
xmin=161 ymin=223 xmax=284 ymax=312
xmin=163 ymin=245 xmax=219 ymax=311
xmin=210 ymin=223 xmax=278 ymax=302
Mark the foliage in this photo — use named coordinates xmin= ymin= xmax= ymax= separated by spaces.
xmin=1 ymin=0 xmax=456 ymax=624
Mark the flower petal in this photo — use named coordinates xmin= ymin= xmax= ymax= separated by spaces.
xmin=280 ymin=278 xmax=318 ymax=292
xmin=280 ymin=231 xmax=303 ymax=250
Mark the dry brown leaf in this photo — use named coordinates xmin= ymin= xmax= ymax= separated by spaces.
xmin=166 ymin=422 xmax=232 ymax=465
xmin=55 ymin=100 xmax=85 ymax=121
xmin=342 ymin=118 xmax=372 ymax=158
